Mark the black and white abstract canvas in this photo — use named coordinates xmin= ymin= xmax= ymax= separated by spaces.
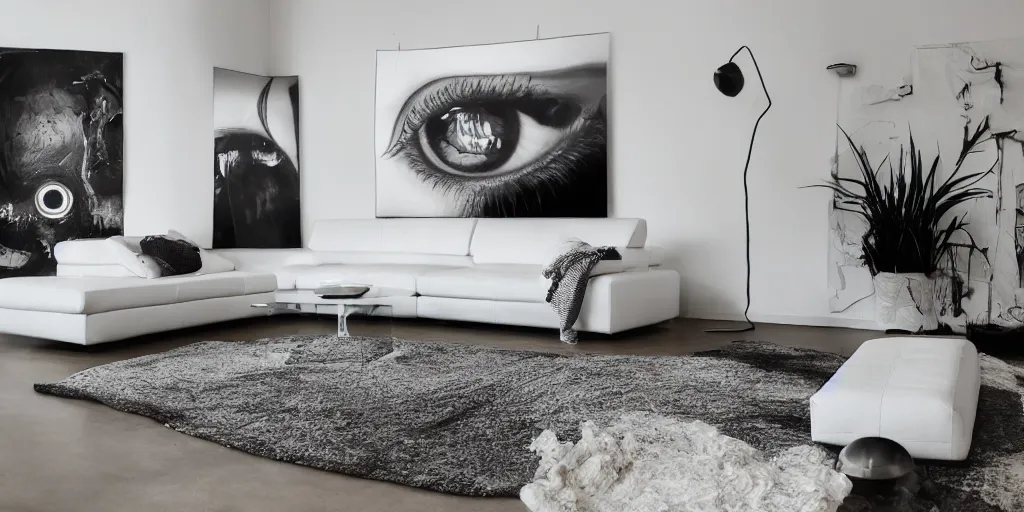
xmin=829 ymin=38 xmax=1024 ymax=331
xmin=213 ymin=68 xmax=300 ymax=248
xmin=0 ymin=48 xmax=123 ymax=278
xmin=375 ymin=33 xmax=609 ymax=218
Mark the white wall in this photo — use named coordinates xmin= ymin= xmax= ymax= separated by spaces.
xmin=8 ymin=0 xmax=1019 ymax=327
xmin=0 ymin=0 xmax=272 ymax=246
xmin=268 ymin=0 xmax=1024 ymax=328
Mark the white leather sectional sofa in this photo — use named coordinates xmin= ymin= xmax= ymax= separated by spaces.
xmin=0 ymin=218 xmax=679 ymax=344
xmin=223 ymin=218 xmax=679 ymax=333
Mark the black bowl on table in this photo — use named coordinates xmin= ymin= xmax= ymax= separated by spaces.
xmin=314 ymin=285 xmax=371 ymax=299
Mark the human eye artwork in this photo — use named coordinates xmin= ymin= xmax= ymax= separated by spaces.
xmin=374 ymin=33 xmax=608 ymax=218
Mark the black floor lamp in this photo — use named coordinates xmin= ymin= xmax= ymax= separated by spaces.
xmin=706 ymin=46 xmax=772 ymax=333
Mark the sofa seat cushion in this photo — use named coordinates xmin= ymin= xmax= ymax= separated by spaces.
xmin=0 ymin=272 xmax=277 ymax=315
xmin=416 ymin=264 xmax=550 ymax=303
xmin=283 ymin=264 xmax=457 ymax=293
xmin=810 ymin=337 xmax=981 ymax=461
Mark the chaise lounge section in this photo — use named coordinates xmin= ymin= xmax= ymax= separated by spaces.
xmin=0 ymin=273 xmax=276 ymax=345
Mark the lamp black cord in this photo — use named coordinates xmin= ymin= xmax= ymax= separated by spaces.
xmin=706 ymin=46 xmax=772 ymax=334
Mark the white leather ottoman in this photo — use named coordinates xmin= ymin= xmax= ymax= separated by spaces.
xmin=810 ymin=337 xmax=981 ymax=460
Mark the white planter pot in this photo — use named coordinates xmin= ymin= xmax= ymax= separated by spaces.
xmin=873 ymin=272 xmax=938 ymax=332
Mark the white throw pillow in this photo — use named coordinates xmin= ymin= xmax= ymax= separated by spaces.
xmin=196 ymin=251 xmax=236 ymax=275
xmin=105 ymin=237 xmax=161 ymax=278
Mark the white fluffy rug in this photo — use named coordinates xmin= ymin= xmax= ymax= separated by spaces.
xmin=521 ymin=413 xmax=852 ymax=512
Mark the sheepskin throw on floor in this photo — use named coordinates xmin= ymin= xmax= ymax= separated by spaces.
xmin=522 ymin=413 xmax=852 ymax=512
xmin=35 ymin=337 xmax=1024 ymax=511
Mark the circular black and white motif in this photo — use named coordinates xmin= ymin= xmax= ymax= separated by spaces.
xmin=34 ymin=181 xmax=74 ymax=219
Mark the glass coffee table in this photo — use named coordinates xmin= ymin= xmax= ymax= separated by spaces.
xmin=252 ymin=287 xmax=401 ymax=338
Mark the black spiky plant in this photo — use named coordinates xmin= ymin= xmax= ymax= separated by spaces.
xmin=810 ymin=119 xmax=994 ymax=276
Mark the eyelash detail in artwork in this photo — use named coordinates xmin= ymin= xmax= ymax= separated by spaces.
xmin=383 ymin=74 xmax=536 ymax=159
xmin=382 ymin=66 xmax=607 ymax=217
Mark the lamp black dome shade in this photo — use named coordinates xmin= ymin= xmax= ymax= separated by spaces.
xmin=714 ymin=62 xmax=744 ymax=97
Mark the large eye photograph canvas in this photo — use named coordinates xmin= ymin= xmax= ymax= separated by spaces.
xmin=375 ymin=33 xmax=609 ymax=218
xmin=0 ymin=47 xmax=123 ymax=278
xmin=213 ymin=68 xmax=301 ymax=249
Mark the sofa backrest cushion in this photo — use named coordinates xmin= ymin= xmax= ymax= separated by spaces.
xmin=312 ymin=252 xmax=472 ymax=267
xmin=470 ymin=218 xmax=648 ymax=265
xmin=308 ymin=219 xmax=478 ymax=255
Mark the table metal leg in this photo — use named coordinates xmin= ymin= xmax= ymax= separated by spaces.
xmin=337 ymin=310 xmax=350 ymax=337
xmin=337 ymin=305 xmax=385 ymax=338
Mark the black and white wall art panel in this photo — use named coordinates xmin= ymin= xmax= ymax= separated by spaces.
xmin=213 ymin=68 xmax=300 ymax=248
xmin=375 ymin=33 xmax=609 ymax=218
xmin=0 ymin=48 xmax=123 ymax=278
xmin=829 ymin=38 xmax=1024 ymax=332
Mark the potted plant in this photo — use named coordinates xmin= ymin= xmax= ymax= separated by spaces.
xmin=812 ymin=124 xmax=992 ymax=332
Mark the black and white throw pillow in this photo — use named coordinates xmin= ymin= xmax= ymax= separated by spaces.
xmin=139 ymin=236 xmax=202 ymax=277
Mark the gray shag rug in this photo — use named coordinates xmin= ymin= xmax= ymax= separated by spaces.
xmin=35 ymin=336 xmax=1024 ymax=510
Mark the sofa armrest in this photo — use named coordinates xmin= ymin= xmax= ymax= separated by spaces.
xmin=54 ymin=238 xmax=120 ymax=265
xmin=591 ymin=247 xmax=662 ymax=276
xmin=578 ymin=269 xmax=681 ymax=333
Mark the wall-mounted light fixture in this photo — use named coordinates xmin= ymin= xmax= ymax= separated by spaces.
xmin=827 ymin=63 xmax=858 ymax=77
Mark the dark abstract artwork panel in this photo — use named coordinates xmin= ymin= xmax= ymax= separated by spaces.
xmin=213 ymin=68 xmax=300 ymax=249
xmin=830 ymin=39 xmax=1024 ymax=331
xmin=0 ymin=48 xmax=123 ymax=278
xmin=375 ymin=33 xmax=609 ymax=218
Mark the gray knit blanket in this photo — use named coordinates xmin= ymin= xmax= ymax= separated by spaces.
xmin=542 ymin=241 xmax=620 ymax=343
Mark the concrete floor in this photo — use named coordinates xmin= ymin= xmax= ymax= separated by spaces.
xmin=0 ymin=315 xmax=878 ymax=512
